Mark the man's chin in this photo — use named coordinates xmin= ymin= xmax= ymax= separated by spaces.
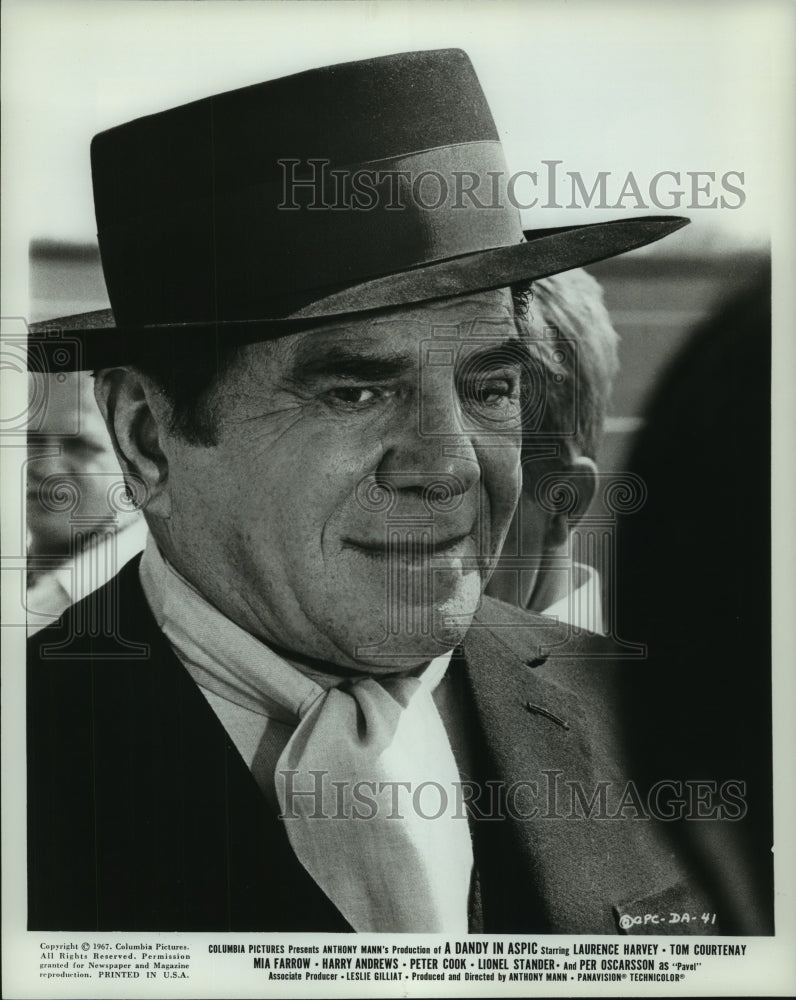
xmin=343 ymin=594 xmax=479 ymax=673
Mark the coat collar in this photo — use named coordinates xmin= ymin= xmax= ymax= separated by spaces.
xmin=463 ymin=596 xmax=596 ymax=775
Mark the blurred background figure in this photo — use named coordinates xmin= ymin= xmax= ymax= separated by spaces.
xmin=26 ymin=370 xmax=147 ymax=634
xmin=617 ymin=267 xmax=773 ymax=934
xmin=487 ymin=267 xmax=619 ymax=633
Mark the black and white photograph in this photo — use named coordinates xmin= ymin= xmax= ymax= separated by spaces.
xmin=2 ymin=1 xmax=794 ymax=996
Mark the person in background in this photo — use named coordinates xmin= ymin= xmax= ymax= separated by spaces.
xmin=26 ymin=370 xmax=146 ymax=633
xmin=487 ymin=267 xmax=618 ymax=634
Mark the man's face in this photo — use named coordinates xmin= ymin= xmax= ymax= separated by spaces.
xmin=28 ymin=373 xmax=137 ymax=559
xmin=153 ymin=288 xmax=524 ymax=671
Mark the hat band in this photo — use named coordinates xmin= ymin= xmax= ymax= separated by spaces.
xmin=97 ymin=141 xmax=524 ymax=326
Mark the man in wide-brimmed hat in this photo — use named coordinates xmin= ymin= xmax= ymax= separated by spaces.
xmin=27 ymin=49 xmax=716 ymax=933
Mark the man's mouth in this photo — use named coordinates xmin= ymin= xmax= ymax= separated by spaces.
xmin=343 ymin=528 xmax=476 ymax=560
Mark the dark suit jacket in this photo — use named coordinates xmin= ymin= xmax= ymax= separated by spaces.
xmin=27 ymin=556 xmax=718 ymax=932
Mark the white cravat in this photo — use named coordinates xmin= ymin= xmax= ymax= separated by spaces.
xmin=275 ymin=657 xmax=472 ymax=931
xmin=139 ymin=538 xmax=473 ymax=931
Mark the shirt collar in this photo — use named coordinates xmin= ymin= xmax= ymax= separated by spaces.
xmin=541 ymin=561 xmax=604 ymax=634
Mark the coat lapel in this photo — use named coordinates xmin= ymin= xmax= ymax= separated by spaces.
xmin=462 ymin=599 xmax=603 ymax=931
xmin=462 ymin=598 xmax=721 ymax=934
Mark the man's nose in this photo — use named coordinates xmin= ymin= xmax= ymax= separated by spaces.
xmin=375 ymin=381 xmax=480 ymax=500
xmin=27 ymin=446 xmax=69 ymax=481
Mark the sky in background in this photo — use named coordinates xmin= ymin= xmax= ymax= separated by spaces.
xmin=2 ymin=0 xmax=790 ymax=255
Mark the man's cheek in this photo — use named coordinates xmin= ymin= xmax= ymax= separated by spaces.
xmin=482 ymin=448 xmax=522 ymax=508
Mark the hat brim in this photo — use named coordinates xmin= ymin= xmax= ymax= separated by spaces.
xmin=29 ymin=215 xmax=687 ymax=371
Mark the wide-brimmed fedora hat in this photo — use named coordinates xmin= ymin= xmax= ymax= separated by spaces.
xmin=29 ymin=48 xmax=687 ymax=371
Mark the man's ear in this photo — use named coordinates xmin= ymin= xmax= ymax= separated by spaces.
xmin=543 ymin=455 xmax=597 ymax=548
xmin=93 ymin=368 xmax=172 ymax=518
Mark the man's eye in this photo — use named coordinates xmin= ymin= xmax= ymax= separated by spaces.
xmin=460 ymin=372 xmax=521 ymax=420
xmin=474 ymin=378 xmax=516 ymax=405
xmin=324 ymin=385 xmax=391 ymax=409
xmin=61 ymin=438 xmax=109 ymax=459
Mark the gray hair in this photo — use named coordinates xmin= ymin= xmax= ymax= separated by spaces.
xmin=518 ymin=268 xmax=619 ymax=461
